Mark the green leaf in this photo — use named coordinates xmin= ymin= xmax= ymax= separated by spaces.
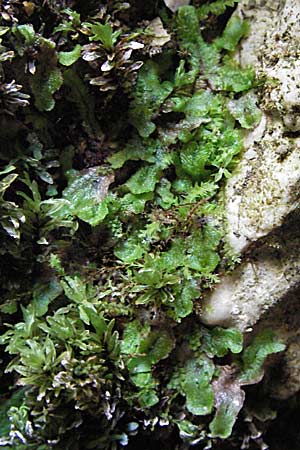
xmin=169 ymin=355 xmax=215 ymax=416
xmin=129 ymin=61 xmax=173 ymax=138
xmin=83 ymin=22 xmax=121 ymax=51
xmin=63 ymin=7 xmax=81 ymax=24
xmin=134 ymin=267 xmax=164 ymax=287
xmin=175 ymin=419 xmax=199 ymax=442
xmin=129 ymin=372 xmax=154 ymax=388
xmin=202 ymin=327 xmax=243 ymax=357
xmin=197 ymin=0 xmax=239 ymax=19
xmin=13 ymin=24 xmax=36 ymax=45
xmin=198 ymin=39 xmax=221 ymax=79
xmin=173 ymin=280 xmax=199 ymax=319
xmin=177 ymin=9 xmax=254 ymax=95
xmin=0 ymin=389 xmax=26 ymax=439
xmin=0 ymin=164 xmax=17 ymax=176
xmin=122 ymin=321 xmax=174 ymax=374
xmin=156 ymin=178 xmax=176 ymax=209
xmin=30 ymin=66 xmax=63 ymax=111
xmin=140 ymin=329 xmax=174 ymax=365
xmin=186 ymin=227 xmax=221 ymax=274
xmin=32 ymin=279 xmax=63 ymax=317
xmin=0 ymin=173 xmax=18 ymax=195
xmin=228 ymin=93 xmax=262 ymax=129
xmin=125 ymin=165 xmax=161 ymax=194
xmin=239 ymin=330 xmax=286 ymax=384
xmin=138 ymin=390 xmax=159 ymax=408
xmin=62 ymin=168 xmax=113 ymax=225
xmin=108 ymin=138 xmax=156 ymax=169
xmin=58 ymin=44 xmax=81 ymax=66
xmin=121 ymin=320 xmax=150 ymax=355
xmin=114 ymin=235 xmax=146 ymax=263
xmin=176 ymin=6 xmax=200 ymax=49
xmin=184 ymin=357 xmax=214 ymax=415
xmin=172 ymin=91 xmax=223 ymax=143
xmin=209 ymin=366 xmax=245 ymax=439
xmin=176 ymin=6 xmax=203 ymax=85
xmin=210 ymin=127 xmax=242 ymax=169
xmin=49 ymin=254 xmax=65 ymax=276
xmin=209 ymin=398 xmax=241 ymax=438
xmin=213 ymin=60 xmax=255 ymax=93
xmin=122 ymin=321 xmax=174 ymax=409
xmin=127 ymin=355 xmax=152 ymax=374
xmin=179 ymin=141 xmax=210 ymax=179
xmin=207 ymin=330 xmax=281 ymax=440
xmin=61 ymin=275 xmax=96 ymax=303
xmin=120 ymin=192 xmax=153 ymax=214
xmin=54 ymin=8 xmax=81 ymax=34
xmin=215 ymin=16 xmax=249 ymax=52
xmin=86 ymin=309 xmax=107 ymax=337
xmin=159 ymin=238 xmax=186 ymax=270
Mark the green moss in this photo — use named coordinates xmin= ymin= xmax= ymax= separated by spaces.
xmin=129 ymin=61 xmax=173 ymax=137
xmin=0 ymin=2 xmax=284 ymax=449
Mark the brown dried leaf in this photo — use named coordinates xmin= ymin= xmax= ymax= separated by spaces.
xmin=146 ymin=18 xmax=171 ymax=47
xmin=23 ymin=1 xmax=35 ymax=16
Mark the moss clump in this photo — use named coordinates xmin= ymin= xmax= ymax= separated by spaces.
xmin=0 ymin=1 xmax=283 ymax=449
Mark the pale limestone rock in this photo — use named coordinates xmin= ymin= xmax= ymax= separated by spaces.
xmin=224 ymin=125 xmax=300 ymax=254
xmin=223 ymin=0 xmax=300 ymax=255
xmin=202 ymin=213 xmax=300 ymax=332
xmin=202 ymin=0 xmax=300 ymax=348
xmin=163 ymin=0 xmax=190 ymax=13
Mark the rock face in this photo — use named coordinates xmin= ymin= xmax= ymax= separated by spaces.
xmin=202 ymin=212 xmax=300 ymax=331
xmin=224 ymin=0 xmax=300 ymax=255
xmin=201 ymin=0 xmax=300 ymax=398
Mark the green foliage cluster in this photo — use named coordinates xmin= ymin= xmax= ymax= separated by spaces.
xmin=0 ymin=1 xmax=281 ymax=449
